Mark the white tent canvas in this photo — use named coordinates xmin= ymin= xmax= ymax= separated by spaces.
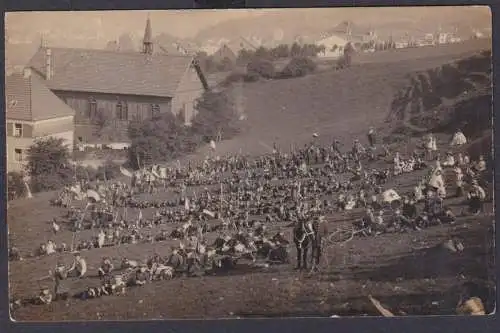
xmin=381 ymin=189 xmax=401 ymax=203
xmin=450 ymin=131 xmax=467 ymax=146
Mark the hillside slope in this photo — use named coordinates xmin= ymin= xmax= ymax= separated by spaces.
xmin=386 ymin=49 xmax=492 ymax=157
xmin=179 ymin=43 xmax=492 ymax=164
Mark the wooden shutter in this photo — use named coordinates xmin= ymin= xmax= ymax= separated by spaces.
xmin=23 ymin=124 xmax=33 ymax=138
xmin=6 ymin=122 xmax=13 ymax=137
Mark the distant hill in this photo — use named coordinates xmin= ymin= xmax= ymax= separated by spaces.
xmin=193 ymin=7 xmax=490 ymax=45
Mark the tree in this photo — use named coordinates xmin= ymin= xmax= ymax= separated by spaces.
xmin=127 ymin=112 xmax=195 ymax=169
xmin=290 ymin=42 xmax=302 ymax=57
xmin=26 ymin=137 xmax=73 ymax=192
xmin=271 ymin=44 xmax=290 ymax=58
xmin=236 ymin=49 xmax=255 ymax=65
xmin=280 ymin=56 xmax=317 ymax=78
xmin=7 ymin=171 xmax=26 ymax=200
xmin=254 ymin=46 xmax=270 ymax=60
xmin=217 ymin=56 xmax=235 ymax=72
xmin=190 ymin=90 xmax=241 ymax=143
xmin=246 ymin=59 xmax=276 ymax=79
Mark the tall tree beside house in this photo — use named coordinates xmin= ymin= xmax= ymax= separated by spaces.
xmin=190 ymin=90 xmax=241 ymax=144
xmin=127 ymin=112 xmax=197 ymax=169
xmin=26 ymin=137 xmax=73 ymax=192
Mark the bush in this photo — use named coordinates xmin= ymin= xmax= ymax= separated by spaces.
xmin=7 ymin=172 xmax=26 ymax=200
xmin=97 ymin=159 xmax=121 ymax=181
xmin=243 ymin=71 xmax=261 ymax=82
xmin=31 ymin=170 xmax=74 ymax=193
xmin=220 ymin=71 xmax=247 ymax=87
xmin=280 ymin=56 xmax=317 ymax=78
xmin=246 ymin=59 xmax=276 ymax=79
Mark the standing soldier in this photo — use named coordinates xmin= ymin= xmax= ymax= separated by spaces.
xmin=311 ymin=215 xmax=329 ymax=272
xmin=367 ymin=127 xmax=376 ymax=148
xmin=53 ymin=261 xmax=69 ymax=300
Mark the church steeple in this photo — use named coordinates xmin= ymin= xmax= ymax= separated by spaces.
xmin=143 ymin=15 xmax=154 ymax=55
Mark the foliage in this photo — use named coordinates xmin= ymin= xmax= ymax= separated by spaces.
xmin=126 ymin=89 xmax=241 ymax=169
xmin=279 ymin=56 xmax=317 ymax=78
xmin=190 ymin=90 xmax=241 ymax=143
xmin=25 ymin=137 xmax=72 ymax=192
xmin=246 ymin=59 xmax=276 ymax=79
xmin=220 ymin=71 xmax=247 ymax=87
xmin=290 ymin=43 xmax=302 ymax=57
xmin=270 ymin=44 xmax=290 ymax=58
xmin=128 ymin=112 xmax=198 ymax=169
xmin=217 ymin=57 xmax=235 ymax=72
xmin=237 ymin=43 xmax=326 ymax=66
xmin=7 ymin=172 xmax=26 ymax=201
xmin=196 ymin=52 xmax=235 ymax=74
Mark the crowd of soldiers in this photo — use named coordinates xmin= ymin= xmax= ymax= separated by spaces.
xmin=9 ymin=127 xmax=490 ymax=312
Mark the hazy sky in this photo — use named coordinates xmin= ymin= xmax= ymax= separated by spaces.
xmin=6 ymin=10 xmax=275 ymax=42
xmin=5 ymin=7 xmax=491 ymax=47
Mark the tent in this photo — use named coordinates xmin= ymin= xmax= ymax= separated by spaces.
xmin=450 ymin=131 xmax=467 ymax=146
xmin=381 ymin=189 xmax=401 ymax=203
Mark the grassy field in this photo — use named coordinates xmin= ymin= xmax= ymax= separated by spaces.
xmin=8 ymin=39 xmax=494 ymax=321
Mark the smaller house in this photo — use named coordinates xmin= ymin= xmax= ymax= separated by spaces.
xmin=6 ymin=69 xmax=76 ymax=173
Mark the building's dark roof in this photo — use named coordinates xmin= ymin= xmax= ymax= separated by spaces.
xmin=28 ymin=47 xmax=197 ymax=98
xmin=6 ymin=71 xmax=76 ymax=122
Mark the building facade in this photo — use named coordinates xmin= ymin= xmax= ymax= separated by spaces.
xmin=6 ymin=70 xmax=75 ymax=172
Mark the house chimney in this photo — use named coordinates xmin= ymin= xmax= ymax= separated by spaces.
xmin=23 ymin=67 xmax=31 ymax=78
xmin=45 ymin=48 xmax=52 ymax=80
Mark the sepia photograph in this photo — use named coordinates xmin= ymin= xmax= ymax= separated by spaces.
xmin=5 ymin=6 xmax=494 ymax=321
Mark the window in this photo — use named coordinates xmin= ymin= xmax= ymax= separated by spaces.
xmin=14 ymin=123 xmax=23 ymax=137
xmin=116 ymin=101 xmax=128 ymax=121
xmin=150 ymin=104 xmax=160 ymax=119
xmin=88 ymin=97 xmax=97 ymax=119
xmin=14 ymin=149 xmax=23 ymax=162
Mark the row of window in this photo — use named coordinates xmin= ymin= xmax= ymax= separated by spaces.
xmin=86 ymin=98 xmax=161 ymax=121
